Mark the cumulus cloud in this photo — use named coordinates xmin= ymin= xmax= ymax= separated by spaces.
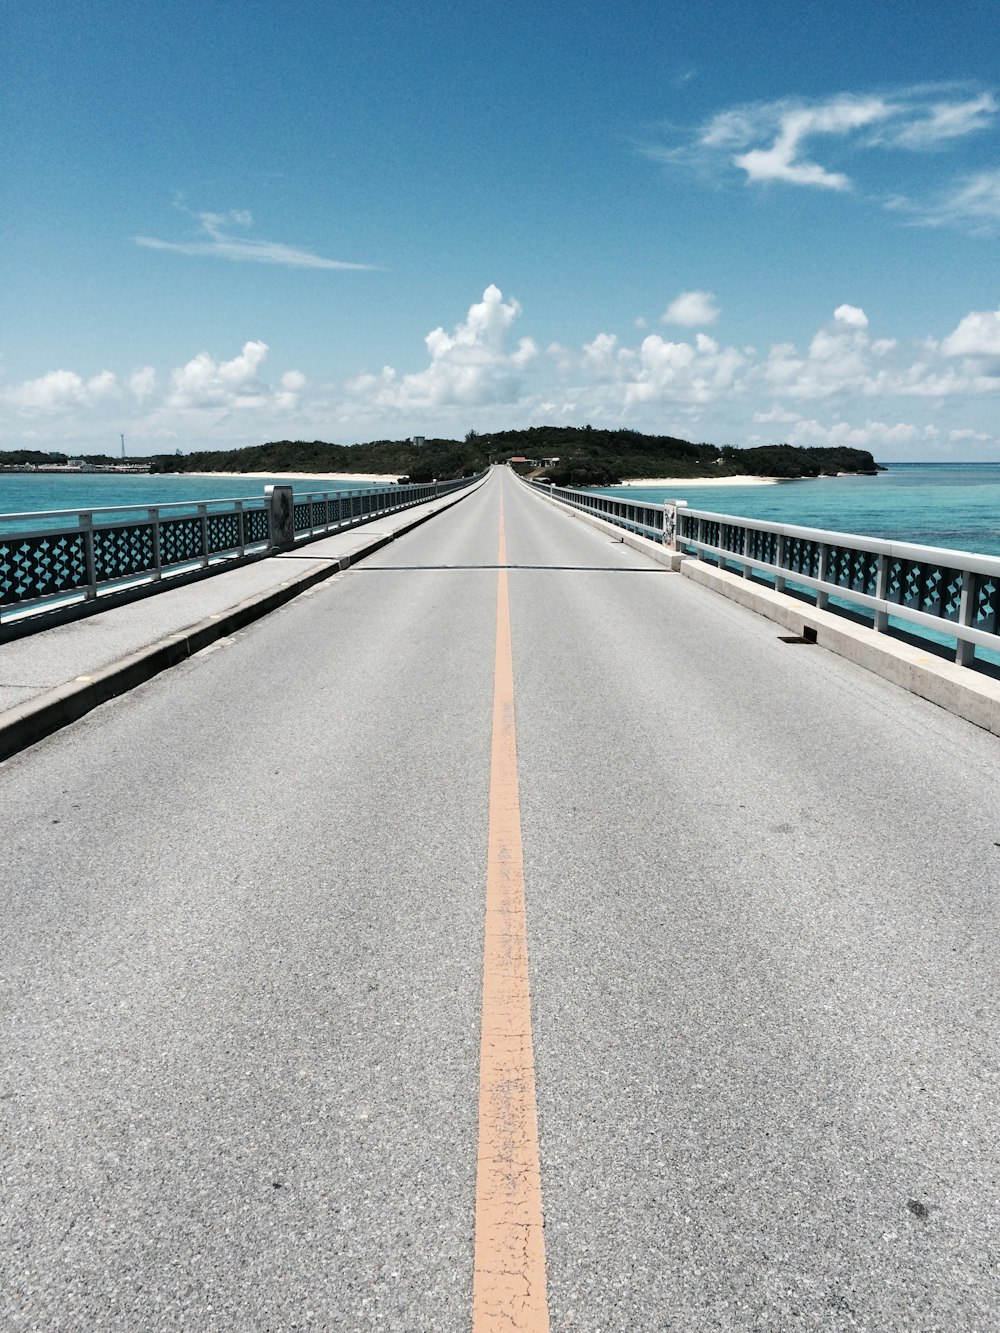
xmin=551 ymin=325 xmax=745 ymax=409
xmin=346 ymin=285 xmax=538 ymax=410
xmin=940 ymin=306 xmax=1000 ymax=356
xmin=624 ymin=333 xmax=745 ymax=406
xmin=834 ymin=304 xmax=869 ymax=329
xmin=275 ymin=369 xmax=307 ymax=411
xmin=167 ymin=340 xmax=272 ymax=410
xmin=662 ymin=290 xmax=720 ymax=327
xmin=4 ymin=290 xmax=1000 ymax=457
xmin=136 ymin=207 xmax=375 ymax=270
xmin=3 ymin=368 xmax=119 ymax=411
xmin=763 ymin=310 xmax=875 ymax=400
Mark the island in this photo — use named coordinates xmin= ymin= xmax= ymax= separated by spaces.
xmin=1 ymin=430 xmax=883 ymax=487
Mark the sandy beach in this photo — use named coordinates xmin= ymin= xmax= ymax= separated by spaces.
xmin=618 ymin=475 xmax=785 ymax=487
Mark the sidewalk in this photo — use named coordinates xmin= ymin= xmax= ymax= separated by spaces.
xmin=0 ymin=481 xmax=483 ymax=761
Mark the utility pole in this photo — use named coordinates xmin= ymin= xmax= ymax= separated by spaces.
xmin=120 ymin=433 xmax=125 ymax=461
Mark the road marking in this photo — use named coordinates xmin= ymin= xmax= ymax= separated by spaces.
xmin=473 ymin=492 xmax=550 ymax=1331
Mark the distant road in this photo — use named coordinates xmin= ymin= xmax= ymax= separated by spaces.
xmin=2 ymin=468 xmax=996 ymax=1330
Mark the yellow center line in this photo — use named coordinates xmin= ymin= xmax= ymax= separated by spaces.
xmin=472 ymin=491 xmax=550 ymax=1331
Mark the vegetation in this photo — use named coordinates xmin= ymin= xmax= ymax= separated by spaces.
xmin=0 ymin=430 xmax=883 ymax=484
xmin=0 ymin=449 xmax=71 ymax=466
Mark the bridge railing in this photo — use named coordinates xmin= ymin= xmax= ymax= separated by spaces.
xmin=529 ymin=478 xmax=1000 ymax=669
xmin=677 ymin=507 xmax=1000 ymax=668
xmin=526 ymin=479 xmax=666 ymax=541
xmin=1 ymin=474 xmax=481 ymax=624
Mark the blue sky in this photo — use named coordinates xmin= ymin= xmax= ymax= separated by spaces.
xmin=3 ymin=0 xmax=1000 ymax=460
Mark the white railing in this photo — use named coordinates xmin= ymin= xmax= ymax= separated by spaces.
xmin=527 ymin=479 xmax=666 ymax=541
xmin=675 ymin=508 xmax=1000 ymax=668
xmin=1 ymin=474 xmax=483 ymax=625
xmin=529 ymin=478 xmax=1000 ymax=670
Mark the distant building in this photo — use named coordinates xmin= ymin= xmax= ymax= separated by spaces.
xmin=411 ymin=436 xmax=425 ymax=448
xmin=509 ymin=456 xmax=528 ymax=464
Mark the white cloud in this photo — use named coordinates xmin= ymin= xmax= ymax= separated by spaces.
xmin=167 ymin=340 xmax=272 ymax=409
xmin=275 ymin=369 xmax=307 ymax=411
xmin=5 ymin=289 xmax=1000 ymax=458
xmin=732 ymin=97 xmax=889 ymax=190
xmin=136 ymin=208 xmax=375 ymax=271
xmin=834 ymin=304 xmax=869 ymax=329
xmin=562 ymin=329 xmax=745 ymax=408
xmin=764 ymin=316 xmax=873 ymax=400
xmin=949 ymin=428 xmax=991 ymax=442
xmin=635 ymin=332 xmax=744 ymax=405
xmin=940 ymin=306 xmax=1000 ymax=356
xmin=656 ymin=85 xmax=1000 ymax=219
xmin=129 ymin=367 xmax=157 ymax=401
xmin=662 ymin=289 xmax=720 ymax=327
xmin=758 ymin=411 xmax=940 ymax=450
xmin=877 ymin=92 xmax=997 ymax=148
xmin=911 ymin=169 xmax=1000 ymax=233
xmin=3 ymin=368 xmax=119 ymax=411
xmin=346 ymin=285 xmax=538 ymax=410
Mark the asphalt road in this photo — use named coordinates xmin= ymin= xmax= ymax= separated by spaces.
xmin=2 ymin=469 xmax=997 ymax=1330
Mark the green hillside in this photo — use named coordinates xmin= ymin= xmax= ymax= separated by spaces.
xmin=48 ymin=426 xmax=883 ymax=485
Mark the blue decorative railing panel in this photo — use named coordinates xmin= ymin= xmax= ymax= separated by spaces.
xmin=674 ymin=505 xmax=1000 ymax=668
xmin=1 ymin=472 xmax=485 ymax=625
xmin=92 ymin=523 xmax=157 ymax=581
xmin=1 ymin=532 xmax=90 ymax=605
xmin=530 ymin=481 xmax=1000 ymax=671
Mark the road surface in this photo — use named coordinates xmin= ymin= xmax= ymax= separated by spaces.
xmin=2 ymin=468 xmax=997 ymax=1330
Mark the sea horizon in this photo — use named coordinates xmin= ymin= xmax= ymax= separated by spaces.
xmin=3 ymin=460 xmax=1000 ymax=559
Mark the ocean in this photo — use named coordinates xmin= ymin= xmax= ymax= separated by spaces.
xmin=0 ymin=470 xmax=391 ymax=520
xmin=2 ymin=463 xmax=999 ymax=559
xmin=598 ymin=462 xmax=1000 ymax=558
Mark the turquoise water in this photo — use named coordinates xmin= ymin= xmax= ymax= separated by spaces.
xmin=0 ymin=471 xmax=390 ymax=519
xmin=3 ymin=463 xmax=999 ymax=557
xmin=599 ymin=463 xmax=1000 ymax=558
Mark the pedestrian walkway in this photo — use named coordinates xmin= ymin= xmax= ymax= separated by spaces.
xmin=0 ymin=480 xmax=485 ymax=759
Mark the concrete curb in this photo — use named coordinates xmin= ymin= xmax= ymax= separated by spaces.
xmin=516 ymin=474 xmax=1000 ymax=737
xmin=0 ymin=477 xmax=487 ymax=763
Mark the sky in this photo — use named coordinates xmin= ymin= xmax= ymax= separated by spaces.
xmin=3 ymin=0 xmax=1000 ymax=461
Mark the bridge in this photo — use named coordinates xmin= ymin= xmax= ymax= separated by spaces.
xmin=1 ymin=468 xmax=997 ymax=1330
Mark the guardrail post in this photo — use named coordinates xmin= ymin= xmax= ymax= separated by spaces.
xmin=198 ymin=504 xmax=210 ymax=567
xmin=81 ymin=512 xmax=97 ymax=601
xmin=956 ymin=569 xmax=976 ymax=667
xmin=816 ymin=542 xmax=829 ymax=609
xmin=874 ymin=552 xmax=890 ymax=633
xmin=265 ymin=484 xmax=296 ymax=551
xmin=774 ymin=533 xmax=786 ymax=593
xmin=148 ymin=508 xmax=163 ymax=581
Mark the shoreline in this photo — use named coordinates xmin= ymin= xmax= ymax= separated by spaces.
xmin=616 ymin=475 xmax=786 ymax=488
